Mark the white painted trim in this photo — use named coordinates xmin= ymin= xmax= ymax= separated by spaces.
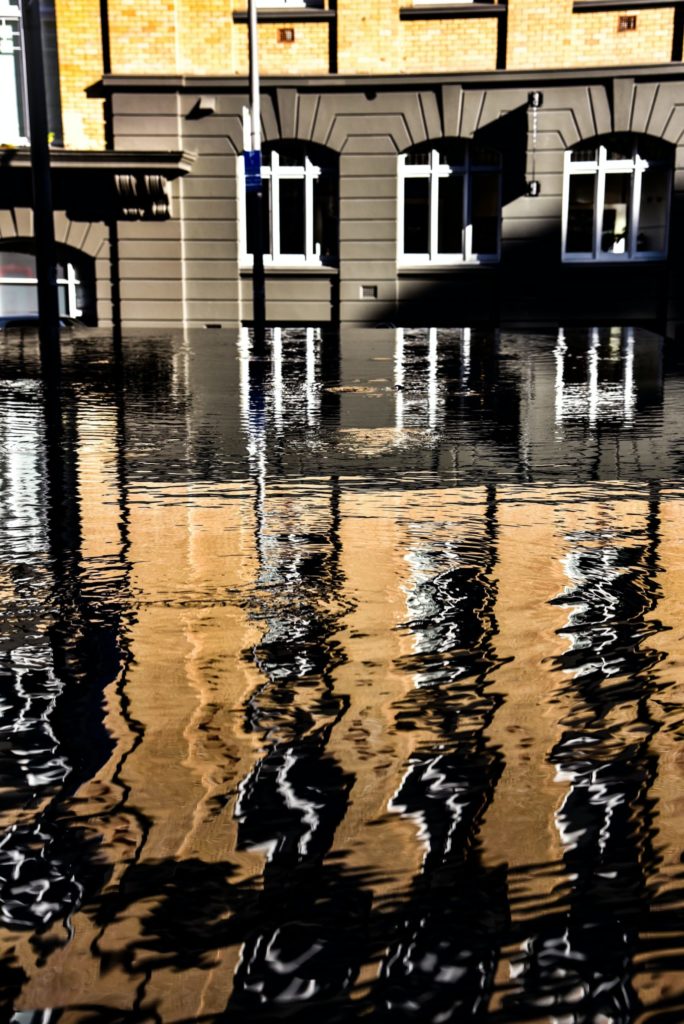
xmin=562 ymin=140 xmax=671 ymax=263
xmin=397 ymin=142 xmax=501 ymax=266
xmin=0 ymin=264 xmax=82 ymax=318
xmin=238 ymin=149 xmax=331 ymax=268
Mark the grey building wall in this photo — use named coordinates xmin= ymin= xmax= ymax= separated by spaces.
xmin=5 ymin=67 xmax=684 ymax=334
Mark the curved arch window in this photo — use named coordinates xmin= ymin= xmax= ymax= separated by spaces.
xmin=239 ymin=143 xmax=338 ymax=267
xmin=563 ymin=136 xmax=672 ymax=262
xmin=398 ymin=141 xmax=501 ymax=265
xmin=0 ymin=250 xmax=87 ymax=320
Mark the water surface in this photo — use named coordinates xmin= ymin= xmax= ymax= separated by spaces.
xmin=0 ymin=326 xmax=684 ymax=1023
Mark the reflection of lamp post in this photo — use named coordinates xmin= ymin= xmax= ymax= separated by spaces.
xmin=247 ymin=0 xmax=266 ymax=351
xmin=19 ymin=0 xmax=60 ymax=370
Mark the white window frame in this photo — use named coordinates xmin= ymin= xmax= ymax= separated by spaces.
xmin=397 ymin=144 xmax=501 ymax=267
xmin=238 ymin=149 xmax=332 ymax=268
xmin=0 ymin=0 xmax=28 ymax=146
xmin=562 ymin=140 xmax=671 ymax=263
xmin=0 ymin=262 xmax=82 ymax=318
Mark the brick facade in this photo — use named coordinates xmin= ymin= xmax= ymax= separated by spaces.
xmin=51 ymin=1 xmax=684 ymax=150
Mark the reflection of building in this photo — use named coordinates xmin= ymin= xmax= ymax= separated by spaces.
xmin=4 ymin=3 xmax=684 ymax=331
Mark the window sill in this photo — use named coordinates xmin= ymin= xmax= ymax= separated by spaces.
xmin=562 ymin=254 xmax=667 ymax=263
xmin=400 ymin=3 xmax=505 ymax=18
xmin=574 ymin=0 xmax=684 ymax=9
xmin=240 ymin=265 xmax=339 ymax=275
xmin=397 ymin=262 xmax=499 ymax=273
xmin=233 ymin=8 xmax=335 ymax=21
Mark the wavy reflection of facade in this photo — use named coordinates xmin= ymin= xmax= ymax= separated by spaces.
xmin=0 ymin=360 xmax=140 ymax=1018
xmin=0 ymin=329 xmax=683 ymax=1020
xmin=494 ymin=491 xmax=665 ymax=1022
xmin=367 ymin=487 xmax=507 ymax=1021
xmin=229 ymin=331 xmax=367 ymax=1019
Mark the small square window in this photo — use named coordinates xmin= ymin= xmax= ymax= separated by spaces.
xmin=618 ymin=15 xmax=637 ymax=31
xmin=278 ymin=27 xmax=295 ymax=42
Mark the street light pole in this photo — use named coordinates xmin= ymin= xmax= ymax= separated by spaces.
xmin=248 ymin=0 xmax=266 ymax=352
xmin=20 ymin=0 xmax=61 ymax=372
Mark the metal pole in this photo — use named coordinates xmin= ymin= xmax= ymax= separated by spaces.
xmin=20 ymin=0 xmax=61 ymax=372
xmin=248 ymin=0 xmax=266 ymax=351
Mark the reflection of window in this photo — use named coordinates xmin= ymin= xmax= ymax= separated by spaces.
xmin=0 ymin=0 xmax=27 ymax=145
xmin=0 ymin=251 xmax=83 ymax=319
xmin=398 ymin=141 xmax=501 ymax=265
xmin=563 ymin=137 xmax=671 ymax=262
xmin=554 ymin=327 xmax=635 ymax=426
xmin=239 ymin=143 xmax=338 ymax=267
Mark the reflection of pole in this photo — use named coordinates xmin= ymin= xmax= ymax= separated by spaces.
xmin=248 ymin=0 xmax=266 ymax=351
xmin=20 ymin=0 xmax=61 ymax=373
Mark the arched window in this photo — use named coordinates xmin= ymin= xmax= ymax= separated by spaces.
xmin=0 ymin=246 xmax=94 ymax=322
xmin=0 ymin=0 xmax=27 ymax=145
xmin=239 ymin=142 xmax=338 ymax=267
xmin=398 ymin=140 xmax=501 ymax=265
xmin=563 ymin=135 xmax=672 ymax=262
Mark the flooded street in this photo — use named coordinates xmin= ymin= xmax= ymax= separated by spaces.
xmin=1 ymin=326 xmax=684 ymax=1022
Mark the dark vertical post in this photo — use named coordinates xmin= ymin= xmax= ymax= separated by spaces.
xmin=20 ymin=0 xmax=61 ymax=371
xmin=248 ymin=0 xmax=266 ymax=353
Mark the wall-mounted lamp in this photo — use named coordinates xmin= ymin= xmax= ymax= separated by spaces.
xmin=527 ymin=91 xmax=543 ymax=197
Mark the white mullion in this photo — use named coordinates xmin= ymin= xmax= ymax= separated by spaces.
xmin=270 ymin=151 xmax=280 ymax=260
xmin=561 ymin=151 xmax=571 ymax=259
xmin=629 ymin=156 xmax=644 ymax=259
xmin=305 ymin=156 xmax=315 ymax=261
xmin=395 ymin=154 xmax=405 ymax=262
xmin=594 ymin=147 xmax=605 ymax=260
xmin=429 ymin=149 xmax=439 ymax=261
xmin=65 ymin=262 xmax=81 ymax=317
xmin=463 ymin=143 xmax=472 ymax=260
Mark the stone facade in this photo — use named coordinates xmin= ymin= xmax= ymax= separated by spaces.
xmin=3 ymin=0 xmax=684 ymax=335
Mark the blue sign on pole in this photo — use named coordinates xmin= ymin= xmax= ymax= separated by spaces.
xmin=244 ymin=150 xmax=262 ymax=192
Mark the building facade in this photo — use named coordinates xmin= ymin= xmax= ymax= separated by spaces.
xmin=2 ymin=0 xmax=684 ymax=333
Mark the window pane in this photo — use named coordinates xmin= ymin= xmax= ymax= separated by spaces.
xmin=0 ymin=251 xmax=35 ymax=276
xmin=637 ymin=166 xmax=669 ymax=255
xmin=246 ymin=178 xmax=270 ymax=256
xmin=601 ymin=173 xmax=631 ymax=253
xmin=638 ymin=136 xmax=669 ymax=164
xmin=403 ymin=177 xmax=429 ymax=254
xmin=0 ymin=16 xmax=24 ymax=141
xmin=437 ymin=174 xmax=463 ymax=254
xmin=571 ymin=147 xmax=597 ymax=162
xmin=566 ymin=174 xmax=595 ymax=253
xmin=605 ymin=139 xmax=632 ymax=161
xmin=314 ymin=171 xmax=337 ymax=262
xmin=471 ymin=145 xmax=500 ymax=168
xmin=438 ymin=140 xmax=466 ymax=167
xmin=0 ymin=282 xmax=37 ymax=316
xmin=471 ymin=171 xmax=499 ymax=255
xmin=277 ymin=146 xmax=306 ymax=167
xmin=279 ymin=178 xmax=306 ymax=255
xmin=405 ymin=148 xmax=430 ymax=166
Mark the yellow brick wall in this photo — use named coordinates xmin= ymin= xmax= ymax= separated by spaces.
xmin=54 ymin=0 xmax=105 ymax=149
xmin=53 ymin=0 xmax=680 ymax=153
xmin=176 ymin=0 xmax=234 ymax=74
xmin=507 ymin=0 xmax=675 ymax=69
xmin=337 ymin=0 xmax=402 ymax=73
xmin=108 ymin=0 xmax=178 ymax=74
xmin=398 ymin=18 xmax=499 ymax=73
xmin=232 ymin=21 xmax=330 ymax=76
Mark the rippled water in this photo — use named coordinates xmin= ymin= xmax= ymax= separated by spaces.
xmin=1 ymin=325 xmax=684 ymax=1022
